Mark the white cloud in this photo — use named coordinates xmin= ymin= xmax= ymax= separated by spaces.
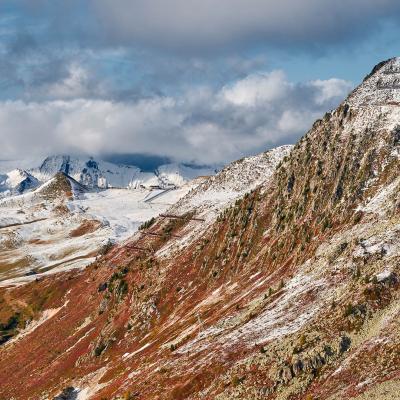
xmin=278 ymin=110 xmax=314 ymax=133
xmin=0 ymin=71 xmax=353 ymax=164
xmin=311 ymin=78 xmax=355 ymax=105
xmin=221 ymin=71 xmax=288 ymax=106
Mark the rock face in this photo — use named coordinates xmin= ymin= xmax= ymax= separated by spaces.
xmin=0 ymin=60 xmax=400 ymax=400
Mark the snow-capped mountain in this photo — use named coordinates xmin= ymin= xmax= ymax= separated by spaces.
xmin=155 ymin=163 xmax=218 ymax=188
xmin=0 ymin=169 xmax=39 ymax=196
xmin=32 ymin=155 xmax=142 ymax=189
xmin=0 ymin=155 xmax=219 ymax=196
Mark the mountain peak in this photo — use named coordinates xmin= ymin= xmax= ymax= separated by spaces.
xmin=0 ymin=168 xmax=39 ymax=196
xmin=37 ymin=171 xmax=87 ymax=200
xmin=346 ymin=57 xmax=400 ymax=107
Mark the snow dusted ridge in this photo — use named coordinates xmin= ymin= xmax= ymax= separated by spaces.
xmin=347 ymin=57 xmax=400 ymax=107
xmin=158 ymin=145 xmax=293 ymax=256
xmin=0 ymin=169 xmax=39 ymax=197
xmin=170 ymin=145 xmax=293 ymax=219
xmin=0 ymin=155 xmax=219 ymax=196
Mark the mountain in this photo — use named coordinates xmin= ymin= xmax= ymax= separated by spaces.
xmin=171 ymin=145 xmax=293 ymax=220
xmin=159 ymin=145 xmax=293 ymax=255
xmin=36 ymin=172 xmax=88 ymax=200
xmin=0 ymin=171 xmax=205 ymax=287
xmin=0 ymin=148 xmax=288 ymax=287
xmin=0 ymin=155 xmax=219 ymax=194
xmin=155 ymin=163 xmax=219 ymax=188
xmin=0 ymin=169 xmax=39 ymax=196
xmin=1 ymin=59 xmax=400 ymax=400
xmin=33 ymin=155 xmax=143 ymax=189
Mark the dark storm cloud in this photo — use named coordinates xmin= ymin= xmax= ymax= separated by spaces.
xmin=0 ymin=0 xmax=394 ymax=100
xmin=89 ymin=0 xmax=400 ymax=51
xmin=6 ymin=1 xmax=400 ymax=56
xmin=7 ymin=31 xmax=37 ymax=56
xmin=1 ymin=0 xmax=398 ymax=99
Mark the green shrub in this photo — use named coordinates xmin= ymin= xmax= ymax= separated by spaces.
xmin=139 ymin=217 xmax=156 ymax=231
xmin=94 ymin=342 xmax=106 ymax=357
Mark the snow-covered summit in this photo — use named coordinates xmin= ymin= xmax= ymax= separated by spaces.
xmin=0 ymin=169 xmax=39 ymax=196
xmin=33 ymin=155 xmax=142 ymax=189
xmin=169 ymin=145 xmax=293 ymax=221
xmin=346 ymin=57 xmax=400 ymax=107
xmin=0 ymin=155 xmax=220 ymax=196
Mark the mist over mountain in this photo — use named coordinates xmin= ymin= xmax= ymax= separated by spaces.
xmin=102 ymin=154 xmax=173 ymax=172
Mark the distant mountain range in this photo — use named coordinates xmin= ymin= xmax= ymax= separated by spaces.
xmin=0 ymin=155 xmax=219 ymax=196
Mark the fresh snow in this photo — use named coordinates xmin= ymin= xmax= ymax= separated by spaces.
xmin=0 ymin=169 xmax=39 ymax=197
xmin=157 ymin=145 xmax=293 ymax=257
xmin=0 ymin=154 xmax=219 ymax=194
xmin=356 ymin=176 xmax=400 ymax=217
xmin=0 ymin=180 xmax=200 ymax=286
xmin=69 ymin=184 xmax=199 ymax=240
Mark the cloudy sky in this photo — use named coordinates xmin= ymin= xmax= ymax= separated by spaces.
xmin=1 ymin=0 xmax=400 ymax=165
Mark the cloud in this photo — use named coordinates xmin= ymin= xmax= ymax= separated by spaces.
xmin=7 ymin=1 xmax=400 ymax=58
xmin=221 ymin=71 xmax=289 ymax=106
xmin=0 ymin=1 xmax=396 ymax=104
xmin=311 ymin=78 xmax=355 ymax=105
xmin=90 ymin=0 xmax=400 ymax=51
xmin=0 ymin=71 xmax=353 ymax=164
xmin=27 ymin=63 xmax=108 ymax=100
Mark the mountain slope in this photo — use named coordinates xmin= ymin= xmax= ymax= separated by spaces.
xmin=0 ymin=59 xmax=400 ymax=400
xmin=159 ymin=145 xmax=293 ymax=256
